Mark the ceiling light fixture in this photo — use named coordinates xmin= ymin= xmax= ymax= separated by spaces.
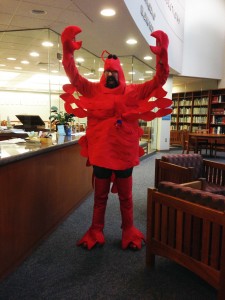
xmin=100 ymin=8 xmax=116 ymax=16
xmin=42 ymin=41 xmax=54 ymax=47
xmin=144 ymin=56 xmax=152 ymax=60
xmin=76 ymin=57 xmax=84 ymax=63
xmin=21 ymin=60 xmax=29 ymax=64
xmin=126 ymin=39 xmax=137 ymax=45
xmin=7 ymin=57 xmax=16 ymax=60
xmin=30 ymin=52 xmax=39 ymax=57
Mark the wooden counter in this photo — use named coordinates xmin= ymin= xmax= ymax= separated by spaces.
xmin=0 ymin=134 xmax=93 ymax=280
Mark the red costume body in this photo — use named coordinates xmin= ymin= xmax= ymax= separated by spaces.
xmin=61 ymin=26 xmax=172 ymax=250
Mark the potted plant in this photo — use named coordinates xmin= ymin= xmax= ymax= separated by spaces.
xmin=49 ymin=106 xmax=75 ymax=135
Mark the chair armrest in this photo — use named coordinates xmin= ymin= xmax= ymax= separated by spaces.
xmin=180 ymin=180 xmax=203 ymax=190
xmin=155 ymin=160 xmax=195 ymax=188
xmin=198 ymin=178 xmax=207 ymax=190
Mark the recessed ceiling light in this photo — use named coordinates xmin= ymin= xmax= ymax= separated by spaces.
xmin=21 ymin=60 xmax=29 ymax=64
xmin=7 ymin=57 xmax=16 ymax=60
xmin=42 ymin=41 xmax=53 ymax=47
xmin=14 ymin=67 xmax=22 ymax=70
xmin=139 ymin=78 xmax=145 ymax=81
xmin=128 ymin=71 xmax=135 ymax=75
xmin=98 ymin=67 xmax=104 ymax=72
xmin=145 ymin=70 xmax=153 ymax=74
xmin=100 ymin=8 xmax=116 ymax=16
xmin=30 ymin=52 xmax=39 ymax=57
xmin=76 ymin=57 xmax=84 ymax=63
xmin=126 ymin=39 xmax=137 ymax=45
xmin=144 ymin=56 xmax=152 ymax=60
xmin=0 ymin=64 xmax=6 ymax=67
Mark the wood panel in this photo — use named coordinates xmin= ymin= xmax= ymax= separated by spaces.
xmin=0 ymin=143 xmax=93 ymax=280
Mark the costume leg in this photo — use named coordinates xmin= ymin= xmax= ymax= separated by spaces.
xmin=77 ymin=177 xmax=111 ymax=250
xmin=116 ymin=176 xmax=145 ymax=250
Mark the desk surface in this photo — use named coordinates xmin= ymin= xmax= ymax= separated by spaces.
xmin=189 ymin=133 xmax=225 ymax=138
xmin=0 ymin=133 xmax=84 ymax=166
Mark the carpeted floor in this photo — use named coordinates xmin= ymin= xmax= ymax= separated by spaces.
xmin=0 ymin=149 xmax=222 ymax=299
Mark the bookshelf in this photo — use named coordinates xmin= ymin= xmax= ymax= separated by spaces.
xmin=209 ymin=89 xmax=225 ymax=134
xmin=171 ymin=90 xmax=210 ymax=132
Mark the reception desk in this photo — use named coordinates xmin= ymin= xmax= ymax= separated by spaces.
xmin=0 ymin=134 xmax=93 ymax=280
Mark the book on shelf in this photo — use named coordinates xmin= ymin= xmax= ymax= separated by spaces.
xmin=211 ymin=108 xmax=225 ymax=114
xmin=210 ymin=115 xmax=215 ymax=124
xmin=212 ymin=96 xmax=219 ymax=103
xmin=212 ymin=95 xmax=222 ymax=103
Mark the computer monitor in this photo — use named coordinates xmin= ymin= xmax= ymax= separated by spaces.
xmin=16 ymin=115 xmax=45 ymax=126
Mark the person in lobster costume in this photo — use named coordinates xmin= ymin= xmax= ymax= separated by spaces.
xmin=61 ymin=25 xmax=172 ymax=250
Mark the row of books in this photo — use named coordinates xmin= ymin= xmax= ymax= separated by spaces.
xmin=173 ymin=107 xmax=208 ymax=114
xmin=211 ymin=108 xmax=225 ymax=115
xmin=179 ymin=117 xmax=191 ymax=123
xmin=193 ymin=107 xmax=208 ymax=114
xmin=209 ymin=127 xmax=225 ymax=134
xmin=210 ymin=115 xmax=225 ymax=124
xmin=192 ymin=116 xmax=207 ymax=123
xmin=212 ymin=95 xmax=225 ymax=103
xmin=193 ymin=97 xmax=209 ymax=105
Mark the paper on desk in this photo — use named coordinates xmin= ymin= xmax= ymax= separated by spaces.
xmin=0 ymin=138 xmax=26 ymax=144
xmin=1 ymin=129 xmax=25 ymax=133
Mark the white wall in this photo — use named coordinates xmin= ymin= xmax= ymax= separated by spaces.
xmin=125 ymin=0 xmax=225 ymax=82
xmin=182 ymin=0 xmax=225 ymax=79
xmin=157 ymin=75 xmax=173 ymax=150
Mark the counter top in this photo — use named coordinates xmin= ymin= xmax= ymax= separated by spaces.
xmin=0 ymin=133 xmax=85 ymax=167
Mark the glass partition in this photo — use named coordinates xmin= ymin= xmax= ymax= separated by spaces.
xmin=0 ymin=28 xmax=157 ymax=152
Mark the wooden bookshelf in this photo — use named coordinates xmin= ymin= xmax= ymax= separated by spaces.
xmin=209 ymin=89 xmax=225 ymax=134
xmin=171 ymin=90 xmax=210 ymax=132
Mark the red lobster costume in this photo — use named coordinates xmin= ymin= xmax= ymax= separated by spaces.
xmin=61 ymin=26 xmax=172 ymax=250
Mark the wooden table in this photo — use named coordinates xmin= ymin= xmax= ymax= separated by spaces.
xmin=188 ymin=133 xmax=225 ymax=156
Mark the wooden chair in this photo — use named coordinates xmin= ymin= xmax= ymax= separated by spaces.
xmin=211 ymin=138 xmax=225 ymax=158
xmin=195 ymin=129 xmax=211 ymax=155
xmin=170 ymin=130 xmax=183 ymax=146
xmin=154 ymin=153 xmax=225 ymax=195
xmin=146 ymin=184 xmax=225 ymax=300
xmin=181 ymin=130 xmax=201 ymax=154
xmin=181 ymin=130 xmax=190 ymax=154
xmin=140 ymin=126 xmax=151 ymax=143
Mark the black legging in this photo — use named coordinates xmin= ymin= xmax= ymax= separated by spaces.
xmin=93 ymin=166 xmax=133 ymax=179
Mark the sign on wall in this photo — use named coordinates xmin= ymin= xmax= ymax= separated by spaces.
xmin=124 ymin=0 xmax=185 ymax=73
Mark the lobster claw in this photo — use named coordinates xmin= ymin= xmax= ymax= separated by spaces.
xmin=150 ymin=30 xmax=169 ymax=56
xmin=61 ymin=26 xmax=82 ymax=52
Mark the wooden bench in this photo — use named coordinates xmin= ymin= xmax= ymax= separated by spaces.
xmin=146 ymin=181 xmax=225 ymax=300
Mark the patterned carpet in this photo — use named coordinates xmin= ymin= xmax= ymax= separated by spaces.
xmin=0 ymin=149 xmax=220 ymax=300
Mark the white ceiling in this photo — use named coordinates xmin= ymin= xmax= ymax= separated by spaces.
xmin=0 ymin=0 xmax=217 ymax=90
